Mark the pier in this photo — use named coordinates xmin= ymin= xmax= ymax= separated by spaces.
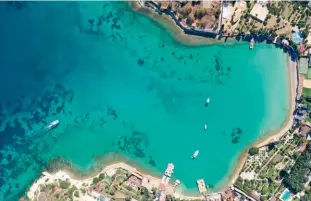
xmin=196 ymin=179 xmax=207 ymax=194
xmin=157 ymin=163 xmax=175 ymax=201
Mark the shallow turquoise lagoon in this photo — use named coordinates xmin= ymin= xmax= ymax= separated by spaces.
xmin=0 ymin=2 xmax=290 ymax=200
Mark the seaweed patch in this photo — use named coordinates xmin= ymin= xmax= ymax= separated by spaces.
xmin=138 ymin=59 xmax=144 ymax=66
xmin=230 ymin=127 xmax=243 ymax=144
xmin=117 ymin=131 xmax=149 ymax=158
xmin=149 ymin=156 xmax=156 ymax=167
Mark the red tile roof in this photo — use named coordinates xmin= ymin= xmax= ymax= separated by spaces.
xmin=300 ymin=125 xmax=311 ymax=137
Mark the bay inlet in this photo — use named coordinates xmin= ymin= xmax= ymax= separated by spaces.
xmin=0 ymin=2 xmax=290 ymax=200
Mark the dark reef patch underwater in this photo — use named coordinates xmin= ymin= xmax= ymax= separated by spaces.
xmin=0 ymin=1 xmax=289 ymax=200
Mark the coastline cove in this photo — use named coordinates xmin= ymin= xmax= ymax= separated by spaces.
xmin=0 ymin=2 xmax=290 ymax=200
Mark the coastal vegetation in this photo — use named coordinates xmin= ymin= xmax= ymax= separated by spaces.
xmin=236 ymin=126 xmax=311 ymax=200
xmin=283 ymin=144 xmax=311 ymax=193
xmin=302 ymin=88 xmax=311 ymax=97
xmin=249 ymin=147 xmax=259 ymax=155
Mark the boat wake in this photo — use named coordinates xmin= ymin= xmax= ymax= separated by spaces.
xmin=27 ymin=120 xmax=59 ymax=139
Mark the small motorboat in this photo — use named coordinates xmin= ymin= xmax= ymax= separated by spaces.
xmin=204 ymin=124 xmax=207 ymax=130
xmin=192 ymin=150 xmax=199 ymax=159
xmin=250 ymin=38 xmax=254 ymax=49
xmin=47 ymin=120 xmax=59 ymax=129
xmin=205 ymin=98 xmax=210 ymax=106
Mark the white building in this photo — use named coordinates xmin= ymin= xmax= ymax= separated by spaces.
xmin=250 ymin=3 xmax=269 ymax=22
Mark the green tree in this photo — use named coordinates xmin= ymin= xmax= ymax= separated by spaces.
xmin=279 ymin=169 xmax=288 ymax=178
xmin=59 ymin=180 xmax=70 ymax=189
xmin=168 ymin=2 xmax=172 ymax=10
xmin=141 ymin=187 xmax=150 ymax=198
xmin=246 ymin=1 xmax=251 ymax=9
xmin=92 ymin=177 xmax=101 ymax=184
xmin=305 ymin=190 xmax=311 ymax=200
xmin=249 ymin=147 xmax=259 ymax=155
xmin=74 ymin=191 xmax=79 ymax=198
xmin=194 ymin=8 xmax=206 ymax=19
xmin=181 ymin=5 xmax=192 ymax=16
xmin=99 ymin=173 xmax=105 ymax=180
xmin=283 ymin=144 xmax=311 ymax=193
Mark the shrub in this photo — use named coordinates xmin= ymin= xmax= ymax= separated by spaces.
xmin=99 ymin=173 xmax=105 ymax=180
xmin=81 ymin=188 xmax=86 ymax=194
xmin=194 ymin=8 xmax=206 ymax=19
xmin=181 ymin=5 xmax=192 ymax=16
xmin=92 ymin=177 xmax=101 ymax=184
xmin=74 ymin=191 xmax=79 ymax=198
xmin=59 ymin=180 xmax=70 ymax=189
xmin=249 ymin=147 xmax=259 ymax=155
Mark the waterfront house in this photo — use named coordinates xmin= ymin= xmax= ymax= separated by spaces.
xmin=300 ymin=125 xmax=311 ymax=137
xmin=250 ymin=3 xmax=269 ymax=23
xmin=294 ymin=115 xmax=305 ymax=121
xmin=297 ymin=109 xmax=308 ymax=116
xmin=125 ymin=175 xmax=142 ymax=191
xmin=221 ymin=188 xmax=238 ymax=201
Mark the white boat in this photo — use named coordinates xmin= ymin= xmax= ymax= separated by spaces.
xmin=30 ymin=120 xmax=60 ymax=139
xmin=47 ymin=120 xmax=59 ymax=129
xmin=250 ymin=38 xmax=254 ymax=49
xmin=204 ymin=124 xmax=207 ymax=130
xmin=192 ymin=150 xmax=199 ymax=159
xmin=205 ymin=98 xmax=210 ymax=106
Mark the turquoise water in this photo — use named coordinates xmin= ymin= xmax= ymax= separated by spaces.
xmin=281 ymin=189 xmax=291 ymax=201
xmin=0 ymin=2 xmax=290 ymax=200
